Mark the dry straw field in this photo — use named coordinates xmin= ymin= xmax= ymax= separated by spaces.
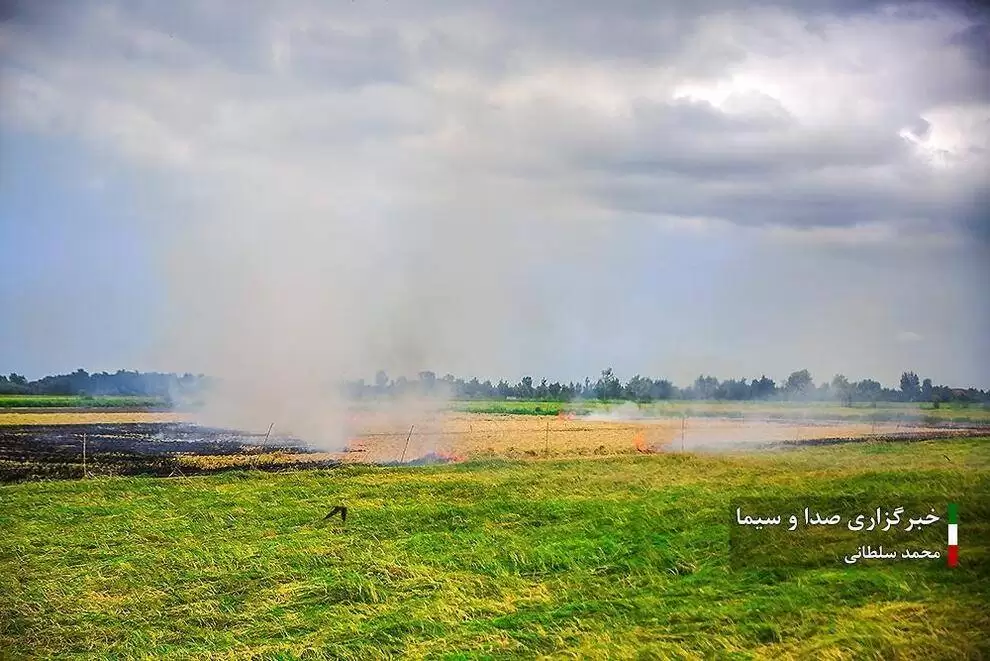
xmin=341 ymin=411 xmax=963 ymax=463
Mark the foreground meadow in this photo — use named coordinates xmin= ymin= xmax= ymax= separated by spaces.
xmin=2 ymin=438 xmax=989 ymax=659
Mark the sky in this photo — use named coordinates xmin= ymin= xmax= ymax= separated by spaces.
xmin=1 ymin=0 xmax=989 ymax=390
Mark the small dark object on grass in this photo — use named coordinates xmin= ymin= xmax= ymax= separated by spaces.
xmin=944 ymin=454 xmax=951 ymax=462
xmin=324 ymin=505 xmax=347 ymax=522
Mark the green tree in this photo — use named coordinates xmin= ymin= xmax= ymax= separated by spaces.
xmin=418 ymin=371 xmax=436 ymax=393
xmin=496 ymin=380 xmax=511 ymax=398
xmin=693 ymin=375 xmax=719 ymax=400
xmin=831 ymin=374 xmax=853 ymax=406
xmin=900 ymin=371 xmax=921 ymax=402
xmin=519 ymin=376 xmax=535 ymax=399
xmin=750 ymin=375 xmax=776 ymax=399
xmin=785 ymin=370 xmax=814 ymax=398
xmin=855 ymin=379 xmax=883 ymax=403
xmin=375 ymin=370 xmax=389 ymax=391
xmin=536 ymin=378 xmax=549 ymax=400
xmin=595 ymin=368 xmax=622 ymax=401
xmin=625 ymin=375 xmax=653 ymax=402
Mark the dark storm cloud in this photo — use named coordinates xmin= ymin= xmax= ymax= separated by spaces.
xmin=3 ymin=0 xmax=988 ymax=240
xmin=949 ymin=21 xmax=990 ymax=68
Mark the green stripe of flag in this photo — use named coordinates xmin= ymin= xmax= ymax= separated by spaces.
xmin=948 ymin=503 xmax=958 ymax=524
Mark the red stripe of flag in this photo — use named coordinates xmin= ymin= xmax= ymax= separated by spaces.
xmin=948 ymin=503 xmax=958 ymax=568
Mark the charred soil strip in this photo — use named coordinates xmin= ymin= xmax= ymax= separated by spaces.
xmin=763 ymin=428 xmax=988 ymax=449
xmin=0 ymin=423 xmax=334 ymax=483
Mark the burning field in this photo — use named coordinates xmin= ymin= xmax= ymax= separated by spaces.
xmin=341 ymin=411 xmax=985 ymax=459
xmin=1 ymin=409 xmax=985 ymax=482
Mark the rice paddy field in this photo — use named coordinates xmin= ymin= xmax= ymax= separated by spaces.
xmin=2 ymin=403 xmax=989 ymax=658
xmin=456 ymin=399 xmax=990 ymax=425
xmin=0 ymin=411 xmax=185 ymax=426
xmin=1 ymin=408 xmax=983 ymax=479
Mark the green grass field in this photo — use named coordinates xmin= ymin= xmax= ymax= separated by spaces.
xmin=455 ymin=399 xmax=990 ymax=424
xmin=0 ymin=395 xmax=168 ymax=409
xmin=2 ymin=438 xmax=988 ymax=659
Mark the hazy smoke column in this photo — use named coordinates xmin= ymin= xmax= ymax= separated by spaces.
xmin=154 ymin=116 xmax=615 ymax=448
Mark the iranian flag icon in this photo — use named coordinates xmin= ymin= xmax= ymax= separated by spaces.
xmin=947 ymin=503 xmax=958 ymax=568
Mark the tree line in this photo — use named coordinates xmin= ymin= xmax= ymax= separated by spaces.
xmin=2 ymin=367 xmax=987 ymax=405
xmin=0 ymin=369 xmax=206 ymax=398
xmin=351 ymin=368 xmax=987 ymax=405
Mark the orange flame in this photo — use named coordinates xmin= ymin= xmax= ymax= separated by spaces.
xmin=634 ymin=432 xmax=651 ymax=454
